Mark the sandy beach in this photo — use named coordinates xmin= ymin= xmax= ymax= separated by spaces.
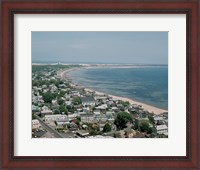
xmin=60 ymin=68 xmax=168 ymax=115
xmin=58 ymin=67 xmax=80 ymax=79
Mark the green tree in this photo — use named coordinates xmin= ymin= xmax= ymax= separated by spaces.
xmin=133 ymin=119 xmax=139 ymax=130
xmin=59 ymin=91 xmax=66 ymax=97
xmin=59 ymin=105 xmax=67 ymax=114
xmin=103 ymin=123 xmax=112 ymax=132
xmin=72 ymin=97 xmax=81 ymax=105
xmin=76 ymin=116 xmax=81 ymax=121
xmin=114 ymin=112 xmax=133 ymax=130
xmin=120 ymin=101 xmax=130 ymax=107
xmin=42 ymin=92 xmax=54 ymax=103
xmin=54 ymin=109 xmax=60 ymax=114
xmin=89 ymin=129 xmax=98 ymax=136
xmin=148 ymin=115 xmax=155 ymax=124
xmin=32 ymin=80 xmax=39 ymax=87
xmin=147 ymin=127 xmax=156 ymax=134
xmin=67 ymin=105 xmax=74 ymax=113
xmin=58 ymin=98 xmax=64 ymax=105
xmin=139 ymin=120 xmax=150 ymax=132
xmin=32 ymin=114 xmax=36 ymax=120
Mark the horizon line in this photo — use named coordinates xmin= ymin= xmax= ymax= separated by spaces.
xmin=32 ymin=61 xmax=168 ymax=66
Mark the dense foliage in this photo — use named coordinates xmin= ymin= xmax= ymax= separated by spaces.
xmin=103 ymin=123 xmax=112 ymax=132
xmin=72 ymin=97 xmax=82 ymax=105
xmin=42 ymin=92 xmax=54 ymax=103
xmin=139 ymin=120 xmax=150 ymax=132
xmin=59 ymin=105 xmax=68 ymax=114
xmin=114 ymin=112 xmax=133 ymax=130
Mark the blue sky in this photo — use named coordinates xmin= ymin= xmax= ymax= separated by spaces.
xmin=32 ymin=32 xmax=168 ymax=64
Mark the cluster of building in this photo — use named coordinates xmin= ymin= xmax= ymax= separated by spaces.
xmin=32 ymin=66 xmax=168 ymax=138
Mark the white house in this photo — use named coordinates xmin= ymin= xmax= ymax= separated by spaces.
xmin=65 ymin=101 xmax=72 ymax=106
xmin=41 ymin=105 xmax=49 ymax=111
xmin=83 ymin=107 xmax=90 ymax=113
xmin=76 ymin=130 xmax=89 ymax=137
xmin=154 ymin=116 xmax=165 ymax=124
xmin=44 ymin=114 xmax=68 ymax=123
xmin=41 ymin=109 xmax=53 ymax=117
xmin=52 ymin=99 xmax=58 ymax=106
xmin=94 ymin=110 xmax=101 ymax=118
xmin=156 ymin=125 xmax=168 ymax=135
xmin=80 ymin=114 xmax=95 ymax=123
xmin=32 ymin=119 xmax=41 ymax=130
xmin=95 ymin=104 xmax=108 ymax=110
xmin=67 ymin=113 xmax=78 ymax=120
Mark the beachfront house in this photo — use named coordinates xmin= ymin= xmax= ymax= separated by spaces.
xmin=116 ymin=103 xmax=125 ymax=111
xmin=107 ymin=100 xmax=116 ymax=107
xmin=128 ymin=107 xmax=138 ymax=114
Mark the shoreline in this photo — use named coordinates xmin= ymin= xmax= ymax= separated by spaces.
xmin=58 ymin=67 xmax=81 ymax=79
xmin=84 ymin=88 xmax=167 ymax=115
xmin=60 ymin=68 xmax=168 ymax=115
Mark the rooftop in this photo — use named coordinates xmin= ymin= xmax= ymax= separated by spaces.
xmin=81 ymin=97 xmax=95 ymax=103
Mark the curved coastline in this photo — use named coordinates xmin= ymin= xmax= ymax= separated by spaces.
xmin=59 ymin=68 xmax=168 ymax=115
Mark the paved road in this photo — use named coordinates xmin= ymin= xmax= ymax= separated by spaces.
xmin=35 ymin=115 xmax=64 ymax=138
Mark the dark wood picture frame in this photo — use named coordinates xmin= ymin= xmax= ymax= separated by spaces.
xmin=0 ymin=0 xmax=199 ymax=169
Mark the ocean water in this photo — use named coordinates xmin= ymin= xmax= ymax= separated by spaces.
xmin=69 ymin=66 xmax=168 ymax=110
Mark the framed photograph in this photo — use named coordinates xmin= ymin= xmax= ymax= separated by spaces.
xmin=1 ymin=0 xmax=199 ymax=169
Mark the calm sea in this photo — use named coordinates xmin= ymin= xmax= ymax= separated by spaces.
xmin=69 ymin=66 xmax=168 ymax=110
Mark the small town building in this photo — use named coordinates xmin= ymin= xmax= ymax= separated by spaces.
xmin=94 ymin=110 xmax=101 ymax=118
xmin=95 ymin=104 xmax=108 ymax=110
xmin=32 ymin=119 xmax=41 ymax=130
xmin=111 ymin=107 xmax=119 ymax=112
xmin=81 ymin=97 xmax=95 ymax=107
xmin=67 ymin=113 xmax=78 ymax=120
xmin=32 ymin=105 xmax=40 ymax=112
xmin=80 ymin=114 xmax=95 ymax=123
xmin=156 ymin=125 xmax=168 ymax=135
xmin=154 ymin=116 xmax=164 ymax=124
xmin=65 ymin=101 xmax=72 ymax=106
xmin=124 ymin=128 xmax=136 ymax=138
xmin=40 ymin=109 xmax=53 ymax=117
xmin=76 ymin=130 xmax=89 ymax=137
xmin=44 ymin=114 xmax=68 ymax=123
xmin=52 ymin=99 xmax=58 ymax=106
